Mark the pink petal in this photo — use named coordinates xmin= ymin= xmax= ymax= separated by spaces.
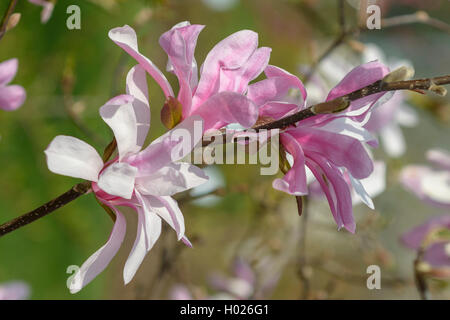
xmin=69 ymin=206 xmax=126 ymax=293
xmin=45 ymin=135 xmax=103 ymax=182
xmin=128 ymin=115 xmax=204 ymax=174
xmin=306 ymin=153 xmax=356 ymax=233
xmin=326 ymin=61 xmax=389 ymax=113
xmin=159 ymin=22 xmax=205 ymax=117
xmin=218 ymin=47 xmax=272 ymax=94
xmin=248 ymin=65 xmax=306 ymax=110
xmin=108 ymin=25 xmax=174 ymax=98
xmin=190 ymin=92 xmax=258 ymax=131
xmin=272 ymin=132 xmax=308 ymax=196
xmin=287 ymin=126 xmax=373 ymax=179
xmin=0 ymin=85 xmax=26 ymax=111
xmin=191 ymin=30 xmax=259 ymax=109
xmin=0 ymin=58 xmax=18 ymax=86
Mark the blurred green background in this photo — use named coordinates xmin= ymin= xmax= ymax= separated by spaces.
xmin=0 ymin=0 xmax=449 ymax=299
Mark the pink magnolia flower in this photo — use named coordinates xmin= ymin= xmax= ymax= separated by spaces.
xmin=28 ymin=0 xmax=55 ymax=24
xmin=45 ymin=65 xmax=208 ymax=293
xmin=303 ymin=43 xmax=418 ymax=158
xmin=401 ymin=215 xmax=450 ymax=278
xmin=401 ymin=149 xmax=450 ymax=209
xmin=108 ymin=22 xmax=265 ymax=132
xmin=258 ymin=61 xmax=390 ymax=233
xmin=0 ymin=281 xmax=30 ymax=300
xmin=0 ymin=58 xmax=26 ymax=111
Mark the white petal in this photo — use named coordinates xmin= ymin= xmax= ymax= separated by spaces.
xmin=123 ymin=192 xmax=162 ymax=284
xmin=319 ymin=117 xmax=374 ymax=143
xmin=100 ymin=101 xmax=139 ymax=160
xmin=136 ymin=162 xmax=208 ymax=196
xmin=126 ymin=65 xmax=150 ymax=148
xmin=144 ymin=195 xmax=185 ymax=240
xmin=395 ymin=104 xmax=418 ymax=127
xmin=69 ymin=207 xmax=126 ymax=294
xmin=421 ymin=171 xmax=450 ymax=204
xmin=97 ymin=162 xmax=138 ymax=199
xmin=379 ymin=123 xmax=406 ymax=158
xmin=349 ymin=171 xmax=374 ymax=209
xmin=45 ymin=135 xmax=103 ymax=181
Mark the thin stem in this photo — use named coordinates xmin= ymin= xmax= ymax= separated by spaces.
xmin=414 ymin=250 xmax=431 ymax=300
xmin=0 ymin=181 xmax=91 ymax=238
xmin=0 ymin=0 xmax=18 ymax=41
xmin=297 ymin=196 xmax=310 ymax=299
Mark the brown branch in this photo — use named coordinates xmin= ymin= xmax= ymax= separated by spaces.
xmin=255 ymin=74 xmax=450 ymax=131
xmin=0 ymin=0 xmax=18 ymax=41
xmin=0 ymin=181 xmax=91 ymax=238
xmin=382 ymin=11 xmax=450 ymax=35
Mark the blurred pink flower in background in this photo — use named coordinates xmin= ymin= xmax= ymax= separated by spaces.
xmin=28 ymin=0 xmax=55 ymax=24
xmin=170 ymin=257 xmax=279 ymax=300
xmin=45 ymin=65 xmax=208 ymax=293
xmin=0 ymin=58 xmax=26 ymax=111
xmin=401 ymin=215 xmax=450 ymax=278
xmin=401 ymin=149 xmax=450 ymax=209
xmin=0 ymin=281 xmax=30 ymax=300
xmin=109 ymin=22 xmax=264 ymax=132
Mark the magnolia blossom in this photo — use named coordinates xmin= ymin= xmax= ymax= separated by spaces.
xmin=0 ymin=58 xmax=26 ymax=111
xmin=28 ymin=0 xmax=55 ymax=24
xmin=108 ymin=22 xmax=266 ymax=132
xmin=0 ymin=281 xmax=30 ymax=300
xmin=45 ymin=65 xmax=208 ymax=293
xmin=264 ymin=61 xmax=390 ymax=233
xmin=401 ymin=149 xmax=450 ymax=209
xmin=401 ymin=215 xmax=450 ymax=278
xmin=304 ymin=43 xmax=418 ymax=158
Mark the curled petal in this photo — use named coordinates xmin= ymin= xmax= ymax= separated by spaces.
xmin=159 ymin=22 xmax=205 ymax=116
xmin=126 ymin=65 xmax=150 ymax=148
xmin=191 ymin=92 xmax=258 ymax=131
xmin=192 ymin=30 xmax=259 ymax=108
xmin=272 ymin=132 xmax=308 ymax=196
xmin=287 ymin=127 xmax=373 ymax=179
xmin=45 ymin=135 xmax=103 ymax=181
xmin=306 ymin=153 xmax=355 ymax=233
xmin=123 ymin=192 xmax=162 ymax=284
xmin=100 ymin=100 xmax=139 ymax=160
xmin=108 ymin=25 xmax=174 ymax=98
xmin=69 ymin=206 xmax=126 ymax=294
xmin=143 ymin=195 xmax=185 ymax=240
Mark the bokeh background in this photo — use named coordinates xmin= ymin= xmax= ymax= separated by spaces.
xmin=0 ymin=0 xmax=449 ymax=299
